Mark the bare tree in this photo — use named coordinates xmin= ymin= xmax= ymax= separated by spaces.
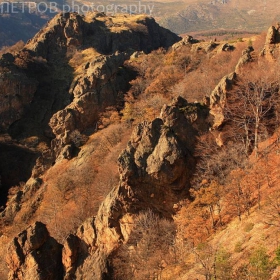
xmin=225 ymin=62 xmax=279 ymax=158
xmin=111 ymin=210 xmax=176 ymax=280
xmin=263 ymin=190 xmax=280 ymax=228
xmin=192 ymin=243 xmax=218 ymax=280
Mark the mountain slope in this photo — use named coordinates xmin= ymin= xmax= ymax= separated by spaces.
xmin=2 ymin=12 xmax=280 ymax=280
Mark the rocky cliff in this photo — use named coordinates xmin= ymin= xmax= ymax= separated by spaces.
xmin=5 ymin=96 xmax=209 ymax=279
xmin=2 ymin=12 xmax=279 ymax=280
xmin=207 ymin=45 xmax=254 ymax=129
xmin=1 ymin=11 xmax=179 ymax=141
xmin=261 ymin=23 xmax=280 ymax=57
xmin=6 ymin=222 xmax=62 ymax=280
xmin=0 ymin=12 xmax=180 ymax=209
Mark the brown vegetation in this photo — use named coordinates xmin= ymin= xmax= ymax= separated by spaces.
xmin=3 ymin=18 xmax=280 ymax=280
xmin=122 ymin=40 xmax=247 ymax=126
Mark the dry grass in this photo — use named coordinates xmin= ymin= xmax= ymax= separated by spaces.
xmin=0 ymin=235 xmax=9 ymax=279
xmin=31 ymin=123 xmax=132 ymax=243
xmin=174 ymin=133 xmax=280 ymax=279
xmin=69 ymin=47 xmax=99 ymax=75
xmin=84 ymin=13 xmax=149 ymax=33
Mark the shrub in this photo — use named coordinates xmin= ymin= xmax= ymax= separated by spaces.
xmin=111 ymin=210 xmax=176 ymax=280
xmin=249 ymin=247 xmax=274 ymax=280
xmin=275 ymin=246 xmax=280 ymax=265
xmin=244 ymin=222 xmax=254 ymax=232
xmin=234 ymin=241 xmax=243 ymax=253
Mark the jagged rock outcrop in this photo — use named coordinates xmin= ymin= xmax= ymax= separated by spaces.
xmin=55 ymin=97 xmax=209 ymax=279
xmin=172 ymin=35 xmax=199 ymax=50
xmin=235 ymin=46 xmax=254 ymax=73
xmin=49 ymin=52 xmax=132 ymax=158
xmin=207 ymin=45 xmax=254 ymax=129
xmin=1 ymin=11 xmax=180 ymax=140
xmin=25 ymin=12 xmax=180 ymax=60
xmin=266 ymin=26 xmax=278 ymax=45
xmin=261 ymin=23 xmax=280 ymax=57
xmin=6 ymin=222 xmax=63 ymax=280
xmin=118 ymin=97 xmax=206 ymax=196
xmin=0 ymin=12 xmax=180 ymax=216
xmin=265 ymin=23 xmax=280 ymax=45
xmin=6 ymin=97 xmax=209 ymax=280
xmin=1 ymin=12 xmax=179 ymax=160
xmin=62 ymin=217 xmax=97 ymax=280
xmin=207 ymin=72 xmax=236 ymax=128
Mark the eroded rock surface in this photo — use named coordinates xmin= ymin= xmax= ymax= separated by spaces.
xmin=207 ymin=72 xmax=236 ymax=128
xmin=56 ymin=97 xmax=209 ymax=279
xmin=235 ymin=46 xmax=254 ymax=73
xmin=0 ymin=12 xmax=179 ymax=161
xmin=49 ymin=52 xmax=132 ymax=158
xmin=6 ymin=97 xmax=209 ymax=280
xmin=261 ymin=23 xmax=280 ymax=57
xmin=6 ymin=222 xmax=62 ymax=280
xmin=0 ymin=12 xmax=180 ymax=223
xmin=206 ymin=45 xmax=254 ymax=129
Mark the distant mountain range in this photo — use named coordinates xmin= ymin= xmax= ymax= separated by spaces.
xmin=155 ymin=0 xmax=280 ymax=34
xmin=0 ymin=8 xmax=49 ymax=47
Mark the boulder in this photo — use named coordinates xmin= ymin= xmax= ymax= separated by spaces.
xmin=266 ymin=26 xmax=277 ymax=45
xmin=6 ymin=222 xmax=63 ymax=280
xmin=261 ymin=24 xmax=280 ymax=57
xmin=207 ymin=72 xmax=236 ymax=128
xmin=235 ymin=46 xmax=254 ymax=73
xmin=172 ymin=35 xmax=199 ymax=50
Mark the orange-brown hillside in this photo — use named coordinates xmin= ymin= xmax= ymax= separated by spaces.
xmin=1 ymin=12 xmax=280 ymax=280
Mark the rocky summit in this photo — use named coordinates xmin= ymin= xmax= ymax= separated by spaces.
xmin=0 ymin=12 xmax=179 ymax=206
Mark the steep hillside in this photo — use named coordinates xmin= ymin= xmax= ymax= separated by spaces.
xmin=0 ymin=11 xmax=179 ymax=207
xmin=0 ymin=12 xmax=180 ymax=279
xmin=2 ymin=11 xmax=280 ymax=280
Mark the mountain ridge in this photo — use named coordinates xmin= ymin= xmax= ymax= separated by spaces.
xmin=1 ymin=11 xmax=280 ymax=280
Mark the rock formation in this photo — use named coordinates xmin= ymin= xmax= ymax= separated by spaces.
xmin=24 ymin=12 xmax=180 ymax=60
xmin=49 ymin=51 xmax=132 ymax=158
xmin=207 ymin=46 xmax=254 ymax=129
xmin=5 ymin=97 xmax=209 ymax=279
xmin=261 ymin=23 xmax=280 ymax=57
xmin=0 ymin=13 xmax=183 ymax=279
xmin=1 ymin=12 xmax=179 ymax=161
xmin=235 ymin=46 xmax=254 ymax=73
xmin=66 ymin=97 xmax=208 ymax=279
xmin=172 ymin=35 xmax=199 ymax=50
xmin=57 ymin=97 xmax=207 ymax=279
xmin=6 ymin=222 xmax=63 ymax=280
xmin=207 ymin=25 xmax=280 ymax=132
xmin=265 ymin=23 xmax=280 ymax=45
xmin=0 ymin=12 xmax=180 ymax=209
xmin=3 ymin=11 xmax=275 ymax=280
xmin=207 ymin=72 xmax=236 ymax=128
